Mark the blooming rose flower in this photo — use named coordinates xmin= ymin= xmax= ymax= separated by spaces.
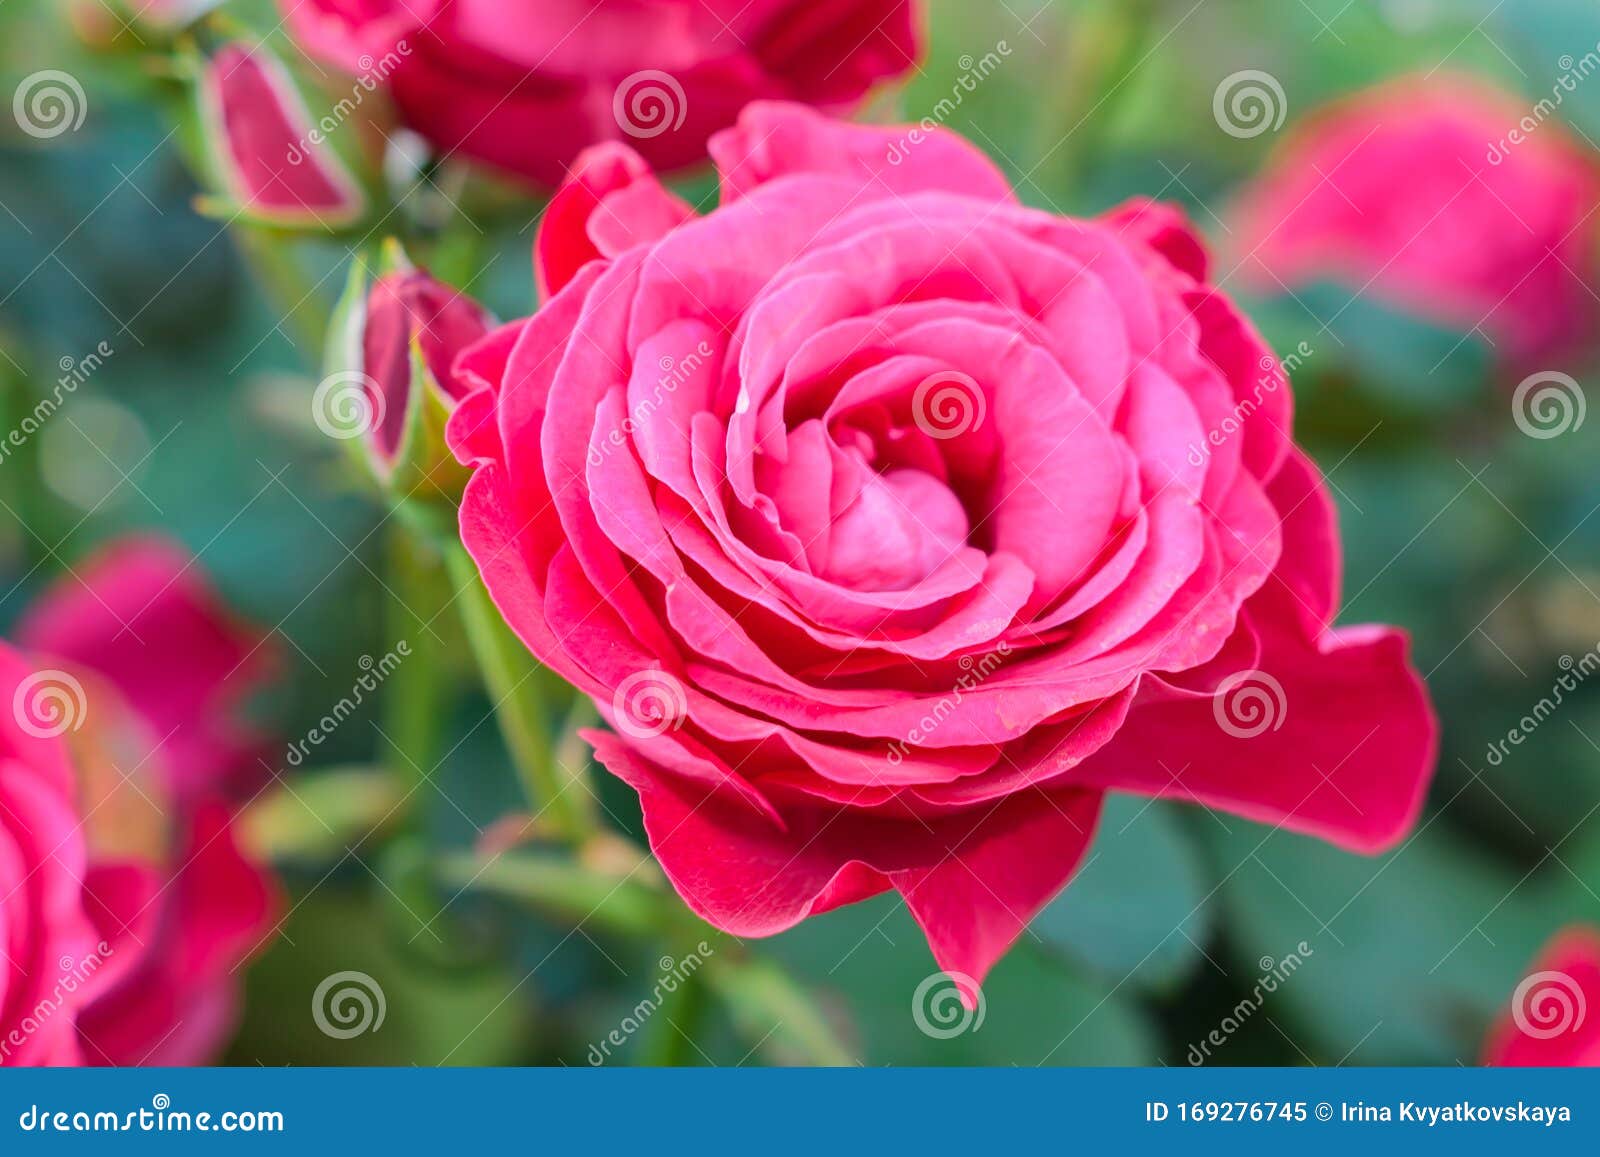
xmin=14 ymin=537 xmax=281 ymax=1065
xmin=0 ymin=645 xmax=114 ymax=1066
xmin=1483 ymin=927 xmax=1600 ymax=1066
xmin=449 ymin=102 xmax=1438 ymax=986
xmin=1233 ymin=74 xmax=1600 ymax=365
xmin=279 ymin=0 xmax=922 ymax=188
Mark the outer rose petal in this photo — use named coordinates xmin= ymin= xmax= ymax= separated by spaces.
xmin=709 ymin=101 xmax=1016 ymax=204
xmin=1066 ymin=450 xmax=1437 ymax=851
xmin=589 ymin=730 xmax=1102 ymax=987
xmin=536 ymin=142 xmax=695 ymax=299
xmin=1483 ymin=927 xmax=1600 ymax=1067
xmin=15 ymin=536 xmax=277 ymax=798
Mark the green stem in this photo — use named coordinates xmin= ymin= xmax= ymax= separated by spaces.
xmin=636 ymin=950 xmax=709 ymax=1067
xmin=436 ymin=850 xmax=664 ymax=939
xmin=1044 ymin=0 xmax=1159 ymax=204
xmin=383 ymin=527 xmax=452 ymax=798
xmin=233 ymin=226 xmax=328 ymax=360
xmin=444 ymin=542 xmax=595 ymax=841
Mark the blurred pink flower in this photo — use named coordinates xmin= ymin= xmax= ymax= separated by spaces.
xmin=279 ymin=0 xmax=923 ymax=187
xmin=1233 ymin=74 xmax=1600 ymax=365
xmin=14 ymin=536 xmax=282 ymax=1066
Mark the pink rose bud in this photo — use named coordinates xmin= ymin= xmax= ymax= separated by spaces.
xmin=324 ymin=242 xmax=494 ymax=499
xmin=196 ymin=42 xmax=372 ymax=230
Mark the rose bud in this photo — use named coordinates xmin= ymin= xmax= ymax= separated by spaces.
xmin=194 ymin=41 xmax=374 ymax=231
xmin=1233 ymin=73 xmax=1600 ymax=367
xmin=324 ymin=241 xmax=495 ymax=503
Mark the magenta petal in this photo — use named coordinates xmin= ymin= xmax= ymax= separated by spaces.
xmin=536 ymin=142 xmax=694 ymax=299
xmin=892 ymin=787 xmax=1103 ymax=986
xmin=709 ymin=101 xmax=1015 ymax=204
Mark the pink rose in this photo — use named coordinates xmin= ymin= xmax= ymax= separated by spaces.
xmin=1233 ymin=74 xmax=1600 ymax=364
xmin=0 ymin=645 xmax=112 ymax=1066
xmin=449 ymin=102 xmax=1438 ymax=987
xmin=279 ymin=0 xmax=922 ymax=187
xmin=1483 ymin=927 xmax=1600 ymax=1067
xmin=15 ymin=537 xmax=281 ymax=1066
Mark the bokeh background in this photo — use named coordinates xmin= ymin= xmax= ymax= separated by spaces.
xmin=4 ymin=0 xmax=1600 ymax=1066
